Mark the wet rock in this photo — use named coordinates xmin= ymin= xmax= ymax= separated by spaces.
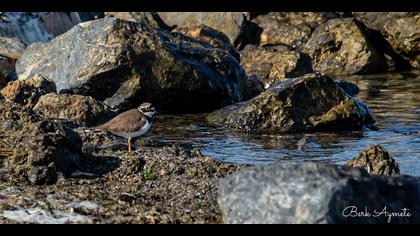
xmin=303 ymin=18 xmax=387 ymax=75
xmin=157 ymin=12 xmax=246 ymax=47
xmin=253 ymin=12 xmax=337 ymax=49
xmin=218 ymin=162 xmax=420 ymax=224
xmin=346 ymin=144 xmax=400 ymax=176
xmin=352 ymin=12 xmax=419 ymax=70
xmin=335 ymin=79 xmax=360 ymax=96
xmin=240 ymin=45 xmax=313 ymax=88
xmin=207 ymin=73 xmax=375 ymax=133
xmin=1 ymin=207 xmax=93 ymax=224
xmin=16 ymin=17 xmax=248 ymax=113
xmin=105 ymin=12 xmax=171 ymax=29
xmin=173 ymin=24 xmax=240 ymax=61
xmin=33 ymin=93 xmax=115 ymax=127
xmin=0 ymin=74 xmax=56 ymax=109
xmin=0 ymin=12 xmax=82 ymax=45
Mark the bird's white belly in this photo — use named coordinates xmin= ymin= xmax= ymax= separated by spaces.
xmin=112 ymin=121 xmax=152 ymax=139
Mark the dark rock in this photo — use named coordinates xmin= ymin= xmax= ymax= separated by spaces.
xmin=33 ymin=93 xmax=115 ymax=127
xmin=0 ymin=100 xmax=84 ymax=185
xmin=0 ymin=99 xmax=44 ymax=125
xmin=207 ymin=73 xmax=375 ymax=133
xmin=303 ymin=18 xmax=387 ymax=75
xmin=240 ymin=45 xmax=313 ymax=88
xmin=157 ymin=12 xmax=247 ymax=47
xmin=243 ymin=75 xmax=265 ymax=101
xmin=352 ymin=12 xmax=419 ymax=70
xmin=0 ymin=74 xmax=56 ymax=109
xmin=0 ymin=12 xmax=82 ymax=45
xmin=105 ymin=12 xmax=171 ymax=30
xmin=76 ymin=12 xmax=104 ymax=22
xmin=218 ymin=162 xmax=420 ymax=224
xmin=173 ymin=24 xmax=240 ymax=61
xmin=16 ymin=17 xmax=248 ymax=113
xmin=335 ymin=79 xmax=360 ymax=96
xmin=346 ymin=144 xmax=400 ymax=176
xmin=253 ymin=12 xmax=337 ymax=50
xmin=1 ymin=120 xmax=82 ymax=185
xmin=0 ymin=72 xmax=6 ymax=90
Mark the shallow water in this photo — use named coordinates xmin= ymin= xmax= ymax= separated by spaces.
xmin=149 ymin=71 xmax=420 ymax=176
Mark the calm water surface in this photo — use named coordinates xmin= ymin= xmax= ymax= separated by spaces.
xmin=149 ymin=71 xmax=420 ymax=176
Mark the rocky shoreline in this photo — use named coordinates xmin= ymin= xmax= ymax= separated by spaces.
xmin=0 ymin=143 xmax=245 ymax=224
xmin=1 ymin=12 xmax=419 ymax=224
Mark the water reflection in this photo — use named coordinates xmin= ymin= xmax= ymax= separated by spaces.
xmin=149 ymin=71 xmax=420 ymax=176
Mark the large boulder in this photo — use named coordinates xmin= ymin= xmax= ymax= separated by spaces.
xmin=346 ymin=144 xmax=400 ymax=176
xmin=207 ymin=73 xmax=375 ymax=133
xmin=218 ymin=162 xmax=420 ymax=224
xmin=0 ymin=101 xmax=82 ymax=185
xmin=303 ymin=18 xmax=387 ymax=75
xmin=352 ymin=12 xmax=419 ymax=70
xmin=252 ymin=12 xmax=337 ymax=50
xmin=33 ymin=93 xmax=115 ymax=127
xmin=16 ymin=17 xmax=248 ymax=113
xmin=240 ymin=45 xmax=313 ymax=88
xmin=0 ymin=74 xmax=56 ymax=109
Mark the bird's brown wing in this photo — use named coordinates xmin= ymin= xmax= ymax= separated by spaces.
xmin=95 ymin=109 xmax=146 ymax=133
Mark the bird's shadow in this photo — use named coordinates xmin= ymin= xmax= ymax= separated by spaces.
xmin=68 ymin=153 xmax=122 ymax=180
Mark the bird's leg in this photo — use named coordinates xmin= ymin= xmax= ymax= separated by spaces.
xmin=128 ymin=137 xmax=132 ymax=153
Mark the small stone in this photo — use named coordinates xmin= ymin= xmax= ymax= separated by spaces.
xmin=346 ymin=144 xmax=400 ymax=176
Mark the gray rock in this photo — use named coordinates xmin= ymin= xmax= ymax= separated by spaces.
xmin=16 ymin=17 xmax=248 ymax=113
xmin=207 ymin=73 xmax=375 ymax=133
xmin=0 ymin=12 xmax=82 ymax=45
xmin=218 ymin=162 xmax=420 ymax=224
xmin=2 ymin=207 xmax=93 ymax=224
xmin=303 ymin=18 xmax=387 ymax=75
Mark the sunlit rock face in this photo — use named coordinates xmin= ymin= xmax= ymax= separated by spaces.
xmin=208 ymin=73 xmax=375 ymax=133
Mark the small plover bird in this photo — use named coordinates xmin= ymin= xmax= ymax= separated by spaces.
xmin=93 ymin=102 xmax=156 ymax=153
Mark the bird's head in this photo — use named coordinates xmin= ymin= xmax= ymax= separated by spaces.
xmin=138 ymin=102 xmax=157 ymax=118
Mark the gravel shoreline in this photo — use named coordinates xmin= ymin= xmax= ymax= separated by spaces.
xmin=0 ymin=145 xmax=245 ymax=224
